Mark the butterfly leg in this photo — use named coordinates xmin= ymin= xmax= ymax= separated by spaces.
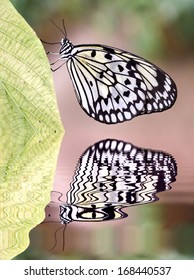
xmin=50 ymin=58 xmax=62 ymax=65
xmin=47 ymin=51 xmax=60 ymax=55
xmin=50 ymin=61 xmax=66 ymax=72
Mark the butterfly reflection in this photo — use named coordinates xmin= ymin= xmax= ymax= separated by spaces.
xmin=60 ymin=139 xmax=177 ymax=223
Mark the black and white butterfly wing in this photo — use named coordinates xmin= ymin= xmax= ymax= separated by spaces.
xmin=67 ymin=44 xmax=177 ymax=124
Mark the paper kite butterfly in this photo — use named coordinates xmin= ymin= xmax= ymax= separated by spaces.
xmin=45 ymin=21 xmax=177 ymax=124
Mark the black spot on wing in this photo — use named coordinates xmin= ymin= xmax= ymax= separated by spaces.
xmin=123 ymin=90 xmax=130 ymax=97
xmin=115 ymin=95 xmax=120 ymax=104
xmin=124 ymin=78 xmax=131 ymax=85
xmin=104 ymin=98 xmax=109 ymax=106
xmin=104 ymin=53 xmax=112 ymax=60
xmin=118 ymin=65 xmax=124 ymax=72
xmin=126 ymin=60 xmax=134 ymax=70
xmin=91 ymin=50 xmax=96 ymax=57
xmin=136 ymin=79 xmax=141 ymax=88
xmin=103 ymin=46 xmax=116 ymax=60
xmin=103 ymin=47 xmax=115 ymax=54
xmin=99 ymin=71 xmax=104 ymax=79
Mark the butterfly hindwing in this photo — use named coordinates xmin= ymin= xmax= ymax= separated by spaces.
xmin=66 ymin=44 xmax=177 ymax=124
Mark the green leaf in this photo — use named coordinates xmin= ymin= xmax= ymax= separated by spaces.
xmin=0 ymin=0 xmax=64 ymax=259
xmin=0 ymin=0 xmax=64 ymax=141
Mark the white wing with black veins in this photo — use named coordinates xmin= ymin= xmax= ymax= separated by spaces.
xmin=66 ymin=44 xmax=177 ymax=124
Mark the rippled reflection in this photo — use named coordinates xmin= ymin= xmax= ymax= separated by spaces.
xmin=58 ymin=139 xmax=177 ymax=223
xmin=0 ymin=132 xmax=63 ymax=260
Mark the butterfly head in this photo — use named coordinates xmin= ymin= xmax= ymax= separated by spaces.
xmin=59 ymin=38 xmax=73 ymax=60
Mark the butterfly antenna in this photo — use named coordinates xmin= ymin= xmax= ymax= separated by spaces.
xmin=62 ymin=19 xmax=67 ymax=37
xmin=49 ymin=18 xmax=66 ymax=37
xmin=40 ymin=39 xmax=61 ymax=45
xmin=50 ymin=190 xmax=65 ymax=203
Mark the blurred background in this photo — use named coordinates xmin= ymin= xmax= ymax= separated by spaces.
xmin=10 ymin=0 xmax=194 ymax=259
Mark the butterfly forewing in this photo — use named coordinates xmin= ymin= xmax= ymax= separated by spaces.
xmin=65 ymin=44 xmax=177 ymax=124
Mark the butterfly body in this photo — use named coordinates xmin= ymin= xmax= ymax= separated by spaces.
xmin=59 ymin=38 xmax=73 ymax=60
xmin=52 ymin=36 xmax=177 ymax=124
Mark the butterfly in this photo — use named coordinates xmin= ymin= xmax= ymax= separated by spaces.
xmin=44 ymin=21 xmax=177 ymax=124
